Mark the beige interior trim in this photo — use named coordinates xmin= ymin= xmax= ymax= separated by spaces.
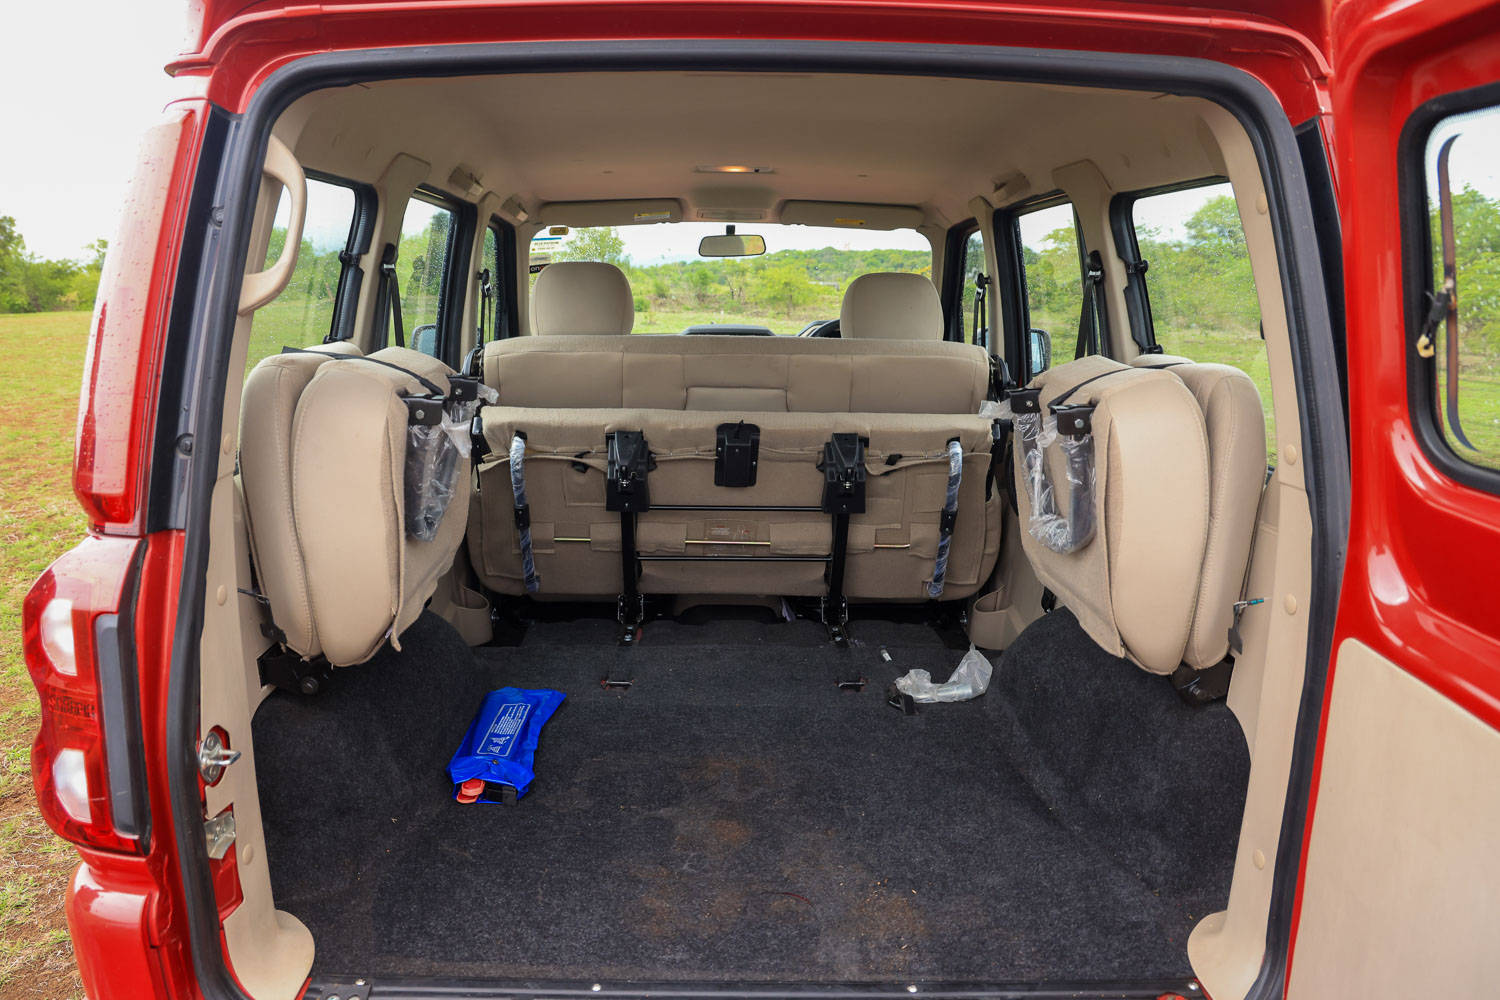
xmin=1184 ymin=97 xmax=1312 ymax=1000
xmin=1286 ymin=640 xmax=1500 ymax=998
xmin=353 ymin=153 xmax=431 ymax=351
xmin=539 ymin=198 xmax=684 ymax=227
xmin=779 ymin=200 xmax=925 ymax=230
xmin=199 ymin=173 xmax=315 ymax=999
xmin=1051 ymin=158 xmax=1132 ymax=359
xmin=238 ymin=137 xmax=306 ymax=316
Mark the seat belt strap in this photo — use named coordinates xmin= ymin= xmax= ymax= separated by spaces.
xmin=1074 ymin=250 xmax=1106 ymax=360
xmin=1228 ymin=466 xmax=1274 ymax=655
xmin=379 ymin=243 xmax=405 ymax=349
xmin=927 ymin=438 xmax=964 ymax=598
xmin=509 ymin=432 xmax=541 ymax=594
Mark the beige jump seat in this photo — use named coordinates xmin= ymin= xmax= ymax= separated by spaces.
xmin=240 ymin=345 xmax=474 ymax=668
xmin=1008 ymin=353 xmax=1264 ymax=675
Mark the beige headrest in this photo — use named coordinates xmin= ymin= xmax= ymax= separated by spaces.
xmin=840 ymin=272 xmax=944 ymax=340
xmin=531 ymin=261 xmax=634 ymax=335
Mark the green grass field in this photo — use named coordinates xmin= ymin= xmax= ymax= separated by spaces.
xmin=0 ymin=310 xmax=89 ymax=998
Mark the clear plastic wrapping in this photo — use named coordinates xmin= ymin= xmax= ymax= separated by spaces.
xmin=926 ymin=438 xmax=965 ymax=598
xmin=403 ymin=383 xmax=498 ymax=541
xmin=893 ymin=645 xmax=993 ymax=703
xmin=1015 ymin=407 xmax=1097 ymax=554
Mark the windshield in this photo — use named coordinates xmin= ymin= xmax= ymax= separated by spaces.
xmin=530 ymin=223 xmax=931 ymax=335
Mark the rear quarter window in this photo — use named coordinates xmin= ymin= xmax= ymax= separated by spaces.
xmin=1415 ymin=105 xmax=1500 ymax=473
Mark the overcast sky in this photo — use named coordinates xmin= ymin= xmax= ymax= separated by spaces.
xmin=2 ymin=1 xmax=185 ymax=260
xmin=10 ymin=2 xmax=1500 ymax=266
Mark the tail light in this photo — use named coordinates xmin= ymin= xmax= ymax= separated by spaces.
xmin=24 ymin=535 xmax=144 ymax=854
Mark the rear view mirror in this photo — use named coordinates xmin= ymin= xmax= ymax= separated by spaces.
xmin=699 ymin=233 xmax=766 ymax=258
xmin=1029 ymin=328 xmax=1052 ymax=378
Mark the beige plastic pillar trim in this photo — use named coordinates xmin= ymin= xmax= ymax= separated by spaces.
xmin=1185 ymin=97 xmax=1314 ymax=1000
xmin=966 ymin=195 xmax=1003 ymax=358
xmin=1051 ymin=159 xmax=1132 ymax=359
xmin=238 ymin=136 xmax=305 ymax=316
xmin=517 ymin=219 xmax=543 ymax=334
xmin=459 ymin=190 xmax=507 ymax=358
xmin=346 ymin=153 xmax=431 ymax=351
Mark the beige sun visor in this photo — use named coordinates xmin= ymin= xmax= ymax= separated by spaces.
xmin=537 ymin=198 xmax=683 ymax=227
xmin=779 ymin=201 xmax=925 ymax=230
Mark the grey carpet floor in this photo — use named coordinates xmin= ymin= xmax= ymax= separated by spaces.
xmin=252 ymin=606 xmax=1248 ymax=984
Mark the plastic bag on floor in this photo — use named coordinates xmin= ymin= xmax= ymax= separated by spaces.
xmin=894 ymin=645 xmax=993 ymax=703
xmin=448 ymin=686 xmax=564 ymax=805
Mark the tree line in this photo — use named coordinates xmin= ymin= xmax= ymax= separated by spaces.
xmin=0 ymin=217 xmax=106 ymax=313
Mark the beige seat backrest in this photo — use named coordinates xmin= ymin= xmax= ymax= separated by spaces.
xmin=531 ymin=261 xmax=634 ymax=335
xmin=239 ymin=340 xmax=364 ymax=658
xmin=840 ymin=272 xmax=945 ymax=340
xmin=1014 ymin=355 xmax=1211 ymax=674
xmin=291 ymin=346 xmax=473 ymax=665
xmin=1131 ymin=353 xmax=1267 ymax=668
xmin=481 ymin=335 xmax=990 ymax=414
xmin=240 ymin=344 xmax=472 ymax=667
xmin=467 ymin=407 xmax=1001 ymax=603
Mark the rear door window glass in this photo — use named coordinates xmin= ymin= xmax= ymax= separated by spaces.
xmin=247 ymin=178 xmax=356 ymax=371
xmin=1420 ymin=106 xmax=1500 ymax=472
xmin=957 ymin=228 xmax=989 ymax=346
xmin=1130 ymin=182 xmax=1273 ymax=459
xmin=396 ymin=196 xmax=456 ymax=356
xmin=1016 ymin=202 xmax=1083 ymax=376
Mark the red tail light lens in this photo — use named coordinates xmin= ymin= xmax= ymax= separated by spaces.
xmin=24 ymin=535 xmax=142 ymax=854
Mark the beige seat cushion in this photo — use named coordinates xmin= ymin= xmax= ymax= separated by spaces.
xmin=531 ymin=261 xmax=634 ymax=335
xmin=840 ymin=272 xmax=944 ymax=340
xmin=1131 ymin=353 xmax=1267 ymax=668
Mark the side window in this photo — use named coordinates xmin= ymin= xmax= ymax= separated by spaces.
xmin=1417 ymin=106 xmax=1500 ymax=472
xmin=956 ymin=228 xmax=989 ymax=346
xmin=246 ymin=178 xmax=356 ymax=372
xmin=479 ymin=222 xmax=507 ymax=343
xmin=1129 ymin=182 xmax=1273 ymax=460
xmin=1015 ymin=201 xmax=1084 ymax=376
xmin=395 ymin=195 xmax=456 ymax=357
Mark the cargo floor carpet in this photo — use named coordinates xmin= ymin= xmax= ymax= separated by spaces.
xmin=253 ymin=606 xmax=1248 ymax=985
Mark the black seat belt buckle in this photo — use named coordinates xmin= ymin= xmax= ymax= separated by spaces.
xmin=606 ymin=430 xmax=652 ymax=513
xmin=513 ymin=503 xmax=531 ymax=530
xmin=470 ymin=414 xmax=489 ymax=460
xmin=939 ymin=507 xmax=958 ymax=536
xmin=714 ymin=421 xmax=760 ymax=488
xmin=819 ymin=433 xmax=867 ymax=515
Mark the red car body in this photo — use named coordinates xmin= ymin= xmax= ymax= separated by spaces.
xmin=22 ymin=0 xmax=1500 ymax=997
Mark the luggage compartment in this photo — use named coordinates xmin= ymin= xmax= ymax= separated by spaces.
xmin=251 ymin=606 xmax=1248 ymax=984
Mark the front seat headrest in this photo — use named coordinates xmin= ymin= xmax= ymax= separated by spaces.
xmin=531 ymin=261 xmax=634 ymax=335
xmin=840 ymin=272 xmax=944 ymax=340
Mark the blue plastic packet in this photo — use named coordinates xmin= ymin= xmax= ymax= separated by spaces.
xmin=447 ymin=687 xmax=564 ymax=805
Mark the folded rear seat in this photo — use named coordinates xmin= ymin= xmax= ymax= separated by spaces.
xmin=467 ymin=408 xmax=1001 ymax=603
xmin=1009 ymin=356 xmax=1211 ymax=675
xmin=1129 ymin=353 xmax=1267 ymax=669
xmin=241 ymin=345 xmax=477 ymax=667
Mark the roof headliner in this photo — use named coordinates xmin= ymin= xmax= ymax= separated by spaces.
xmin=280 ymin=71 xmax=1227 ymax=227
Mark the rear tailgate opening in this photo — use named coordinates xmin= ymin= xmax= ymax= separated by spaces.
xmin=162 ymin=39 xmax=1346 ymax=1000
